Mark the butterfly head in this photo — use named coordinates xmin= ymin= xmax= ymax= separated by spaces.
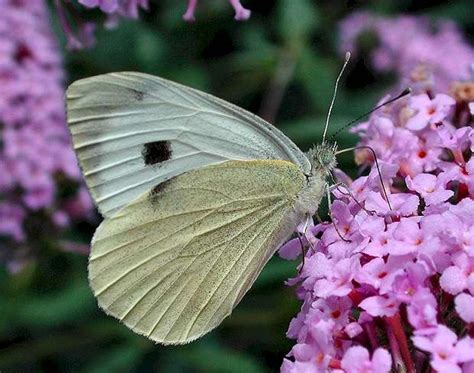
xmin=307 ymin=142 xmax=337 ymax=176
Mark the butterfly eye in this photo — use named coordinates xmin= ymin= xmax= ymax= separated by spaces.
xmin=142 ymin=140 xmax=172 ymax=166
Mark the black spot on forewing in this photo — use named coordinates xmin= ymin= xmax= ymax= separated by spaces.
xmin=135 ymin=91 xmax=144 ymax=101
xmin=128 ymin=88 xmax=144 ymax=101
xmin=142 ymin=141 xmax=172 ymax=166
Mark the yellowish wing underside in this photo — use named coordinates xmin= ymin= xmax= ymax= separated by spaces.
xmin=89 ymin=160 xmax=306 ymax=344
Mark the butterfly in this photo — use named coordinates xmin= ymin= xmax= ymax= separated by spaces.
xmin=66 ymin=71 xmax=338 ymax=344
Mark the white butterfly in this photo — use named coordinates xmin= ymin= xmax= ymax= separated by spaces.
xmin=67 ymin=71 xmax=338 ymax=344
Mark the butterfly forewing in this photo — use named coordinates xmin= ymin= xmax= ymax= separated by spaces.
xmin=67 ymin=72 xmax=311 ymax=217
xmin=89 ymin=160 xmax=306 ymax=344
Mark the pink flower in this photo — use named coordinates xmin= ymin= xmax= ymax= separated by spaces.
xmin=364 ymin=191 xmax=419 ymax=217
xmin=437 ymin=126 xmax=472 ymax=156
xmin=79 ymin=0 xmax=120 ymax=13
xmin=313 ymin=256 xmax=360 ymax=298
xmin=455 ymin=293 xmax=474 ymax=323
xmin=406 ymin=94 xmax=455 ymax=130
xmin=405 ymin=288 xmax=438 ymax=333
xmin=0 ymin=203 xmax=25 ymax=242
xmin=391 ymin=262 xmax=429 ymax=303
xmin=389 ymin=219 xmax=426 ymax=255
xmin=282 ymin=320 xmax=337 ymax=373
xmin=439 ymin=253 xmax=474 ymax=295
xmin=406 ymin=173 xmax=453 ymax=205
xmin=183 ymin=0 xmax=251 ymax=22
xmin=312 ymin=296 xmax=353 ymax=329
xmin=359 ymin=295 xmax=399 ymax=317
xmin=344 ymin=322 xmax=363 ymax=338
xmin=78 ymin=0 xmax=149 ymax=19
xmin=355 ymin=257 xmax=404 ymax=293
xmin=341 ymin=347 xmax=392 ymax=373
xmin=360 ymin=218 xmax=397 ymax=257
xmin=412 ymin=326 xmax=474 ymax=373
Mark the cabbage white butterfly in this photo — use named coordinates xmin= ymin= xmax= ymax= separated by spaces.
xmin=66 ymin=71 xmax=339 ymax=344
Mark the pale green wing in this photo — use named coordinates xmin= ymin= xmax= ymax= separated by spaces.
xmin=67 ymin=72 xmax=311 ymax=217
xmin=89 ymin=160 xmax=306 ymax=344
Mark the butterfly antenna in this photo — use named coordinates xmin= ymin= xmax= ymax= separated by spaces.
xmin=322 ymin=52 xmax=351 ymax=143
xmin=328 ymin=87 xmax=412 ymax=142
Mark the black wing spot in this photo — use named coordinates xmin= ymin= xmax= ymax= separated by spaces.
xmin=129 ymin=88 xmax=144 ymax=101
xmin=135 ymin=91 xmax=144 ymax=101
xmin=149 ymin=178 xmax=175 ymax=209
xmin=142 ymin=141 xmax=172 ymax=166
xmin=151 ymin=178 xmax=172 ymax=196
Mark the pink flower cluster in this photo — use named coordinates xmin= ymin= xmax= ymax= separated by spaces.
xmin=76 ymin=0 xmax=252 ymax=22
xmin=55 ymin=0 xmax=150 ymax=49
xmin=182 ymin=0 xmax=251 ymax=22
xmin=65 ymin=0 xmax=250 ymax=49
xmin=281 ymin=83 xmax=474 ymax=371
xmin=0 ymin=1 xmax=93 ymax=266
xmin=339 ymin=12 xmax=474 ymax=92
xmin=78 ymin=0 xmax=149 ymax=25
xmin=78 ymin=0 xmax=148 ymax=17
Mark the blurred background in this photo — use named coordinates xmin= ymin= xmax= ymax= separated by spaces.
xmin=1 ymin=0 xmax=473 ymax=372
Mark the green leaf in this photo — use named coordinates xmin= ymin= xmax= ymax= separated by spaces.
xmin=166 ymin=65 xmax=211 ymax=92
xmin=295 ymin=49 xmax=337 ymax=112
xmin=280 ymin=115 xmax=358 ymax=149
xmin=13 ymin=277 xmax=95 ymax=328
xmin=254 ymin=257 xmax=297 ymax=288
xmin=277 ymin=0 xmax=319 ymax=43
xmin=80 ymin=344 xmax=144 ymax=373
xmin=425 ymin=0 xmax=474 ymax=26
xmin=168 ymin=344 xmax=268 ymax=373
xmin=134 ymin=26 xmax=167 ymax=72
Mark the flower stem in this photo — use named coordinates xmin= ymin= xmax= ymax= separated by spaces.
xmin=259 ymin=49 xmax=296 ymax=123
xmin=385 ymin=313 xmax=415 ymax=373
xmin=364 ymin=321 xmax=379 ymax=350
xmin=385 ymin=318 xmax=406 ymax=372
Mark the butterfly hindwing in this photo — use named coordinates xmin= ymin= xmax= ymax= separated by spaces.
xmin=67 ymin=72 xmax=311 ymax=217
xmin=88 ymin=160 xmax=306 ymax=344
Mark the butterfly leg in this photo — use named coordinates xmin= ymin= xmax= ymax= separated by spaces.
xmin=297 ymin=232 xmax=307 ymax=274
xmin=302 ymin=214 xmax=317 ymax=250
xmin=298 ymin=214 xmax=316 ymax=274
xmin=335 ymin=145 xmax=392 ymax=211
xmin=330 ymin=181 xmax=377 ymax=216
xmin=326 ymin=164 xmax=366 ymax=211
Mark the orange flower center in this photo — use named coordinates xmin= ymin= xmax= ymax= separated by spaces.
xmin=418 ymin=150 xmax=427 ymax=158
